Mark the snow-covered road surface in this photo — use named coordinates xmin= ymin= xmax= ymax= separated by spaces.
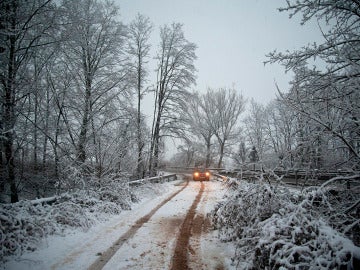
xmin=4 ymin=176 xmax=235 ymax=270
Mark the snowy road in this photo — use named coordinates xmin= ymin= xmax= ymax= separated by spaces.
xmin=5 ymin=176 xmax=235 ymax=270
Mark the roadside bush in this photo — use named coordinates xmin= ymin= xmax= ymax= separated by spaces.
xmin=0 ymin=178 xmax=131 ymax=261
xmin=212 ymin=177 xmax=360 ymax=269
xmin=0 ymin=172 xmax=174 ymax=262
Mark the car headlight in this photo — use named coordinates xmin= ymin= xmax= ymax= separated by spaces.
xmin=194 ymin=172 xmax=199 ymax=177
xmin=205 ymin=172 xmax=210 ymax=177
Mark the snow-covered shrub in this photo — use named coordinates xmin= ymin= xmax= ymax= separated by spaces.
xmin=212 ymin=179 xmax=287 ymax=242
xmin=55 ymin=162 xmax=87 ymax=192
xmin=0 ymin=170 xmax=173 ymax=262
xmin=0 ymin=202 xmax=60 ymax=259
xmin=0 ymin=177 xmax=132 ymax=261
xmin=89 ymin=175 xmax=135 ymax=209
xmin=251 ymin=208 xmax=359 ymax=269
xmin=305 ymin=178 xmax=360 ymax=247
xmin=212 ymin=176 xmax=360 ymax=269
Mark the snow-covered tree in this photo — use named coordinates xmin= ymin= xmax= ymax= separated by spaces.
xmin=179 ymin=92 xmax=215 ymax=167
xmin=265 ymin=99 xmax=298 ymax=168
xmin=60 ymin=0 xmax=128 ymax=164
xmin=267 ymin=0 xmax=360 ymax=169
xmin=244 ymin=99 xmax=268 ymax=162
xmin=204 ymin=87 xmax=246 ymax=168
xmin=149 ymin=23 xmax=197 ymax=175
xmin=127 ymin=13 xmax=152 ymax=178
xmin=0 ymin=0 xmax=56 ymax=202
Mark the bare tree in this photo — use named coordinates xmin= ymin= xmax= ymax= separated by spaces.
xmin=267 ymin=0 xmax=360 ymax=169
xmin=265 ymin=99 xmax=297 ymax=168
xmin=60 ymin=0 xmax=128 ymax=164
xmin=233 ymin=140 xmax=247 ymax=166
xmin=244 ymin=99 xmax=268 ymax=162
xmin=0 ymin=0 xmax=55 ymax=202
xmin=127 ymin=13 xmax=152 ymax=178
xmin=180 ymin=92 xmax=215 ymax=167
xmin=204 ymin=87 xmax=246 ymax=168
xmin=149 ymin=23 xmax=197 ymax=175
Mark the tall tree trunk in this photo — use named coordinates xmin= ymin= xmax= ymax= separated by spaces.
xmin=136 ymin=56 xmax=144 ymax=178
xmin=0 ymin=120 xmax=3 ymax=192
xmin=42 ymin=85 xmax=50 ymax=171
xmin=149 ymin=105 xmax=162 ymax=176
xmin=4 ymin=16 xmax=18 ymax=202
xmin=33 ymin=64 xmax=39 ymax=170
xmin=150 ymin=83 xmax=165 ymax=176
xmin=136 ymin=101 xmax=144 ymax=178
xmin=205 ymin=137 xmax=211 ymax=168
xmin=91 ymin=109 xmax=101 ymax=177
xmin=54 ymin=111 xmax=61 ymax=179
xmin=128 ymin=14 xmax=152 ymax=178
xmin=153 ymin=130 xmax=160 ymax=175
xmin=217 ymin=141 xmax=225 ymax=168
xmin=0 ymin=120 xmax=3 ymax=166
xmin=148 ymin=140 xmax=154 ymax=176
xmin=77 ymin=75 xmax=91 ymax=163
xmin=4 ymin=119 xmax=17 ymax=203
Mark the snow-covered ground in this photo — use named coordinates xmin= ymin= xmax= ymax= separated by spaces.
xmin=212 ymin=178 xmax=360 ymax=269
xmin=3 ymin=177 xmax=235 ymax=270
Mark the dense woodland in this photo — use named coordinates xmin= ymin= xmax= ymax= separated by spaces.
xmin=1 ymin=0 xmax=360 ymax=203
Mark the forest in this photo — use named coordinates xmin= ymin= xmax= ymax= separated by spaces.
xmin=1 ymin=0 xmax=359 ymax=202
xmin=1 ymin=0 xmax=360 ymax=268
xmin=0 ymin=0 xmax=198 ymax=203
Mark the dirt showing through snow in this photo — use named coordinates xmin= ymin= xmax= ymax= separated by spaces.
xmin=4 ymin=176 xmax=235 ymax=270
xmin=170 ymin=181 xmax=205 ymax=270
xmin=88 ymin=179 xmax=190 ymax=270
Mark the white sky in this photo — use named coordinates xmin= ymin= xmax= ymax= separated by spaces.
xmin=117 ymin=0 xmax=324 ymax=104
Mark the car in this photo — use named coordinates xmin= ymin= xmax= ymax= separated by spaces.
xmin=193 ymin=168 xmax=210 ymax=181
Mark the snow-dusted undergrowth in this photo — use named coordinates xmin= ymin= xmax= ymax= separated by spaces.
xmin=0 ymin=175 xmax=159 ymax=262
xmin=212 ymin=176 xmax=360 ymax=269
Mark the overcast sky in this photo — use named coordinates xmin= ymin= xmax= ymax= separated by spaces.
xmin=117 ymin=0 xmax=324 ymax=105
xmin=115 ymin=0 xmax=325 ymax=158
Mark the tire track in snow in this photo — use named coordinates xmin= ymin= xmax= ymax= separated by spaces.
xmin=187 ymin=183 xmax=212 ymax=269
xmin=170 ymin=181 xmax=205 ymax=270
xmin=189 ymin=182 xmax=226 ymax=270
xmin=88 ymin=179 xmax=190 ymax=270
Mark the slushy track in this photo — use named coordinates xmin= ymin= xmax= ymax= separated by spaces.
xmin=88 ymin=179 xmax=190 ymax=270
xmin=171 ymin=181 xmax=205 ymax=270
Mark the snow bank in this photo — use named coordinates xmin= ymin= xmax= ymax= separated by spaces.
xmin=0 ymin=175 xmax=178 ymax=263
xmin=0 ymin=179 xmax=133 ymax=261
xmin=212 ymin=177 xmax=360 ymax=269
